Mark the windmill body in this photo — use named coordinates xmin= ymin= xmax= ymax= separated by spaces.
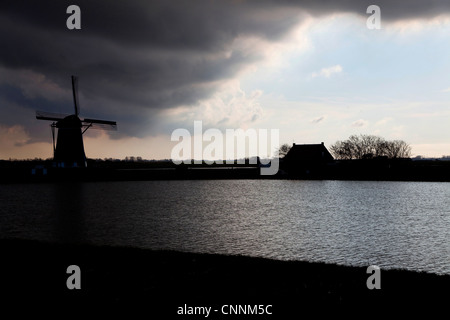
xmin=54 ymin=114 xmax=86 ymax=167
xmin=36 ymin=76 xmax=117 ymax=168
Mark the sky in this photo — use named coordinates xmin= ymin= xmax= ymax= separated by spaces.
xmin=1 ymin=0 xmax=450 ymax=160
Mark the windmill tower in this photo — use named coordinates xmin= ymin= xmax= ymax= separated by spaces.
xmin=36 ymin=76 xmax=117 ymax=168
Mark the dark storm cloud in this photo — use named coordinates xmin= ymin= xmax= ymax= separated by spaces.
xmin=1 ymin=0 xmax=450 ymax=141
xmin=281 ymin=0 xmax=450 ymax=20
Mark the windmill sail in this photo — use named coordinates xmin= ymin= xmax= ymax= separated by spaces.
xmin=82 ymin=118 xmax=117 ymax=130
xmin=72 ymin=75 xmax=80 ymax=116
xmin=36 ymin=110 xmax=69 ymax=122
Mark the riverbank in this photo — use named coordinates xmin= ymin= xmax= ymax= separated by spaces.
xmin=3 ymin=158 xmax=450 ymax=182
xmin=1 ymin=238 xmax=448 ymax=316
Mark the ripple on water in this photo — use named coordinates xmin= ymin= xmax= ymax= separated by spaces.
xmin=1 ymin=180 xmax=449 ymax=274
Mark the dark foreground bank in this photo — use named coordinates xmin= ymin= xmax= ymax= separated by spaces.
xmin=4 ymin=158 xmax=450 ymax=182
xmin=1 ymin=239 xmax=448 ymax=317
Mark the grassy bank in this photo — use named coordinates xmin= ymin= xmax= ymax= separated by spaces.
xmin=1 ymin=238 xmax=448 ymax=316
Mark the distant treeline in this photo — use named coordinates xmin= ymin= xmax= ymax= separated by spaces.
xmin=0 ymin=157 xmax=263 ymax=170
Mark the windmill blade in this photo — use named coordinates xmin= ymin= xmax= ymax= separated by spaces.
xmin=82 ymin=118 xmax=117 ymax=131
xmin=72 ymin=75 xmax=80 ymax=116
xmin=36 ymin=110 xmax=68 ymax=121
xmin=82 ymin=123 xmax=117 ymax=131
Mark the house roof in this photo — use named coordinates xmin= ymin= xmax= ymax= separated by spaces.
xmin=285 ymin=142 xmax=334 ymax=163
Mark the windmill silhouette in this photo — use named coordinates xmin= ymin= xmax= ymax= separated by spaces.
xmin=36 ymin=76 xmax=117 ymax=168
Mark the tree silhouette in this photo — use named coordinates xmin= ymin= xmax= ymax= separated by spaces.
xmin=330 ymin=134 xmax=411 ymax=160
xmin=275 ymin=143 xmax=292 ymax=158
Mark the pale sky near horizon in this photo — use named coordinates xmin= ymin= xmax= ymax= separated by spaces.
xmin=1 ymin=1 xmax=450 ymax=160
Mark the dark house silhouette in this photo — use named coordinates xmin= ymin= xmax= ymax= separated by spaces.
xmin=284 ymin=142 xmax=334 ymax=178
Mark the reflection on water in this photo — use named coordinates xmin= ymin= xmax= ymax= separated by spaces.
xmin=1 ymin=180 xmax=449 ymax=274
xmin=52 ymin=183 xmax=85 ymax=243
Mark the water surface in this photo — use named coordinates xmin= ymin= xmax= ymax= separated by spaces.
xmin=1 ymin=180 xmax=449 ymax=274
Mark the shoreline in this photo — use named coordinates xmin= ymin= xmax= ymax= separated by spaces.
xmin=1 ymin=238 xmax=448 ymax=315
xmin=3 ymin=158 xmax=450 ymax=182
xmin=3 ymin=165 xmax=450 ymax=183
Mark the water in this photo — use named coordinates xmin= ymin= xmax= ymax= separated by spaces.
xmin=1 ymin=180 xmax=449 ymax=274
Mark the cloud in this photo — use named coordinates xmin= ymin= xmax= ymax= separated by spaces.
xmin=311 ymin=65 xmax=342 ymax=78
xmin=442 ymin=87 xmax=450 ymax=92
xmin=351 ymin=119 xmax=369 ymax=127
xmin=0 ymin=124 xmax=51 ymax=159
xmin=311 ymin=116 xmax=325 ymax=124
xmin=375 ymin=117 xmax=393 ymax=126
xmin=160 ymin=79 xmax=264 ymax=130
xmin=2 ymin=0 xmax=450 ymax=148
xmin=0 ymin=0 xmax=310 ymax=141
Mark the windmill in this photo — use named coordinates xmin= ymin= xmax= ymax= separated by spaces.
xmin=36 ymin=76 xmax=117 ymax=168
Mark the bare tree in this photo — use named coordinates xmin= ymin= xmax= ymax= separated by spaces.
xmin=330 ymin=134 xmax=411 ymax=160
xmin=330 ymin=140 xmax=353 ymax=160
xmin=385 ymin=140 xmax=412 ymax=158
xmin=396 ymin=140 xmax=412 ymax=158
xmin=275 ymin=143 xmax=292 ymax=158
